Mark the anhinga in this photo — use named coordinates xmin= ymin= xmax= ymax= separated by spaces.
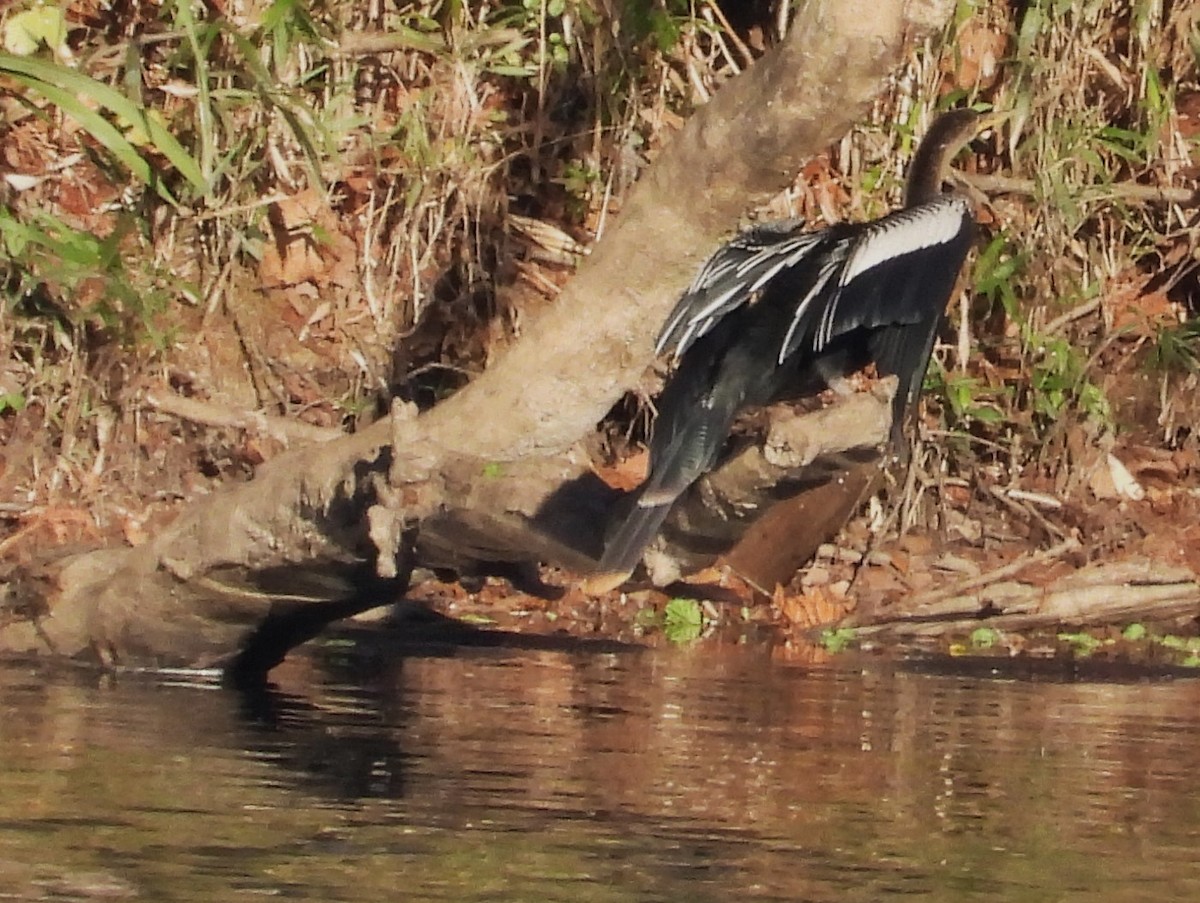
xmin=595 ymin=108 xmax=1003 ymax=587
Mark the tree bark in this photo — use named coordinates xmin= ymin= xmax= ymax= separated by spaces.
xmin=0 ymin=0 xmax=956 ymax=672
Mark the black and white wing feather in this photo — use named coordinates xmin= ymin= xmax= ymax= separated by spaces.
xmin=655 ymin=220 xmax=826 ymax=360
xmin=657 ymin=195 xmax=972 ymax=373
xmin=596 ymin=193 xmax=975 ymax=586
xmin=802 ymin=194 xmax=973 ymax=360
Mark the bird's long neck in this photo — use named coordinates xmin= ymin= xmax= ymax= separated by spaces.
xmin=903 ymin=110 xmax=985 ymax=208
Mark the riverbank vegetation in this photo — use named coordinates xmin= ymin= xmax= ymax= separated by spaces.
xmin=1 ymin=0 xmax=1198 ymax=668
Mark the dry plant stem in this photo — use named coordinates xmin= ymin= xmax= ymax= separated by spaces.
xmin=0 ymin=0 xmax=954 ymax=670
xmin=986 ymin=485 xmax=1069 ymax=541
xmin=903 ymin=535 xmax=1081 ymax=611
xmin=1042 ymin=298 xmax=1102 ymax=337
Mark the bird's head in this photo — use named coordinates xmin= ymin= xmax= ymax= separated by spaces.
xmin=905 ymin=108 xmax=1011 ymax=207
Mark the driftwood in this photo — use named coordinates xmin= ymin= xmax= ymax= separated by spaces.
xmin=852 ymin=544 xmax=1200 ymax=637
xmin=0 ymin=0 xmax=958 ymax=675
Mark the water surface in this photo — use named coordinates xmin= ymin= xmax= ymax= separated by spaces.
xmin=2 ymin=640 xmax=1199 ymax=901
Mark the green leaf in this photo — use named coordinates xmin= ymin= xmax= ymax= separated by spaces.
xmin=965 ymin=404 xmax=1004 ymax=425
xmin=3 ymin=6 xmax=67 ymax=56
xmin=459 ymin=613 xmax=496 ymax=626
xmin=0 ymin=393 xmax=27 ymax=414
xmin=970 ymin=627 xmax=1002 ymax=649
xmin=226 ymin=30 xmax=325 ymax=193
xmin=1122 ymin=623 xmax=1147 ymax=642
xmin=663 ymin=597 xmax=703 ymax=644
xmin=819 ymin=627 xmax=857 ymax=654
xmin=1057 ymin=631 xmax=1102 ymax=656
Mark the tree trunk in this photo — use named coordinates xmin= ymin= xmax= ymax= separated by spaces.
xmin=0 ymin=0 xmax=956 ymax=673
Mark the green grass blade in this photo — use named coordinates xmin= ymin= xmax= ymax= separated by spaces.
xmin=226 ymin=29 xmax=326 ymax=193
xmin=170 ymin=0 xmax=215 ymax=183
xmin=4 ymin=72 xmax=163 ymax=194
xmin=0 ymin=52 xmax=207 ymax=197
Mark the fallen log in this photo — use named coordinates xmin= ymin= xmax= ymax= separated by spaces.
xmin=852 ymin=551 xmax=1200 ymax=638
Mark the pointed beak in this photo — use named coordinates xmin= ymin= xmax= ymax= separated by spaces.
xmin=975 ymin=108 xmax=1011 ymax=137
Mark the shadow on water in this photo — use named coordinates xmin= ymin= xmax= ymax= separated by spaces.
xmin=4 ymin=630 xmax=1200 ymax=901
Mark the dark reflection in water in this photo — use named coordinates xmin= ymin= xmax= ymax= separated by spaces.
xmin=2 ymin=644 xmax=1200 ymax=902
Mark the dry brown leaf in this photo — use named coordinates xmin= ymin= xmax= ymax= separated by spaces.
xmin=942 ymin=483 xmax=972 ymax=507
xmin=801 ymin=565 xmax=831 ymax=587
xmin=120 ymin=515 xmax=150 ymax=547
xmin=1106 ymin=272 xmax=1180 ymax=338
xmin=0 ymin=506 xmax=100 ymax=556
xmin=594 ymin=448 xmax=649 ymax=491
xmin=1126 ymin=446 xmax=1180 ymax=483
xmin=942 ymin=19 xmax=1008 ymax=92
xmin=1176 ymin=90 xmax=1200 ymax=139
xmin=775 ymin=584 xmax=852 ymax=630
xmin=259 ymin=189 xmax=358 ymax=289
xmin=898 ymin=534 xmax=933 ymax=556
xmin=853 ymin=562 xmax=905 ymax=596
xmin=1014 ymin=558 xmax=1075 ymax=587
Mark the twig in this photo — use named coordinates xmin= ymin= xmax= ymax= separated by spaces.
xmin=987 ymin=484 xmax=1068 ymax=541
xmin=143 ymin=391 xmax=343 ymax=445
xmin=332 ymin=30 xmax=447 ymax=57
xmin=1002 ymin=488 xmax=1063 ymax=509
xmin=906 ymin=535 xmax=1081 ymax=610
xmin=1043 ymin=298 xmax=1102 ymax=336
xmin=192 ymin=193 xmax=288 ymax=223
xmin=700 ymin=3 xmax=752 ymax=72
xmin=966 ymin=173 xmax=1198 ymax=206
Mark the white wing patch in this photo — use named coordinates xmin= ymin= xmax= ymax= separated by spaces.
xmin=840 ymin=196 xmax=969 ymax=287
xmin=657 ymin=194 xmax=969 ymax=366
xmin=795 ymin=196 xmax=969 ymax=358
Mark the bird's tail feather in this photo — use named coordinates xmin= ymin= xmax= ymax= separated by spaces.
xmin=588 ymin=497 xmax=675 ymax=593
xmin=869 ymin=318 xmax=939 ymax=446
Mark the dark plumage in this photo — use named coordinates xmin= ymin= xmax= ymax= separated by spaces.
xmin=595 ymin=109 xmax=1001 ymax=586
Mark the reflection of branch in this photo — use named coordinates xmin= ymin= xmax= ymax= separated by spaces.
xmin=967 ymin=173 xmax=1198 ymax=206
xmin=143 ymin=390 xmax=343 ymax=446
